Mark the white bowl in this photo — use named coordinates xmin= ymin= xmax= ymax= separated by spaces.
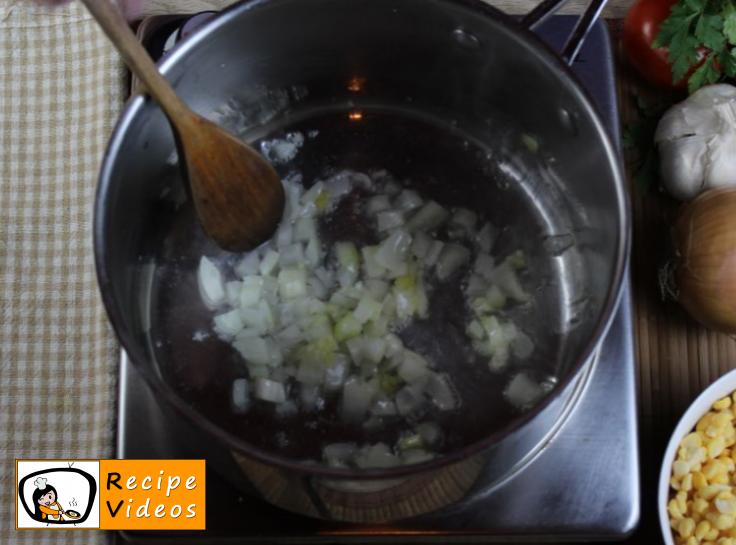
xmin=658 ymin=368 xmax=736 ymax=545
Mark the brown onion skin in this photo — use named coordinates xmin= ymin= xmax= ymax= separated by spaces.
xmin=674 ymin=188 xmax=736 ymax=335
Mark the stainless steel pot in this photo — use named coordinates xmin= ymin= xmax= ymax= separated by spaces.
xmin=95 ymin=0 xmax=629 ymax=522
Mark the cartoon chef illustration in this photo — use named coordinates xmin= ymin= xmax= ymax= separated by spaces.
xmin=32 ymin=477 xmax=69 ymax=522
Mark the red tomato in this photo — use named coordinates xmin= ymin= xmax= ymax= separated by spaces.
xmin=623 ymin=0 xmax=688 ymax=89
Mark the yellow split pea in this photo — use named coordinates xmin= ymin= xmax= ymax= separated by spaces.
xmin=669 ymin=393 xmax=736 ymax=545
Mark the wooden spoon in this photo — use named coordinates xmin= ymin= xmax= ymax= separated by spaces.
xmin=82 ymin=0 xmax=285 ymax=253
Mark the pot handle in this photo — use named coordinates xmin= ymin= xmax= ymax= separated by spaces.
xmin=520 ymin=0 xmax=610 ymax=65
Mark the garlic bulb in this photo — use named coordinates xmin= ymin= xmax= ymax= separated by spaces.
xmin=655 ymin=84 xmax=736 ymax=201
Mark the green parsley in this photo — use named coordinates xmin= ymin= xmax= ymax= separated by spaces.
xmin=623 ymin=94 xmax=674 ymax=193
xmin=654 ymin=0 xmax=736 ymax=93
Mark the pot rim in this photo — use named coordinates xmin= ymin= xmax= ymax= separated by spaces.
xmin=94 ymin=0 xmax=631 ymax=480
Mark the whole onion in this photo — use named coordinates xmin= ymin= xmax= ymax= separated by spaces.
xmin=674 ymin=188 xmax=736 ymax=334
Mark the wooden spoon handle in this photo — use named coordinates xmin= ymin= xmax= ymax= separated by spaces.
xmin=79 ymin=0 xmax=190 ymax=121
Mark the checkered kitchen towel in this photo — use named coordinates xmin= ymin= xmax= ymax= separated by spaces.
xmin=0 ymin=0 xmax=238 ymax=542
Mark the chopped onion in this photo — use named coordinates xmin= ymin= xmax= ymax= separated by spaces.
xmin=398 ymin=350 xmax=430 ymax=383
xmin=334 ymin=314 xmax=363 ymax=342
xmin=362 ymin=246 xmax=388 ymax=278
xmin=401 ymin=449 xmax=435 ymax=465
xmin=341 ymin=378 xmax=375 ymax=423
xmin=299 ymin=384 xmax=322 ymax=410
xmin=405 ymin=201 xmax=449 ymax=232
xmin=450 ymin=208 xmax=477 ymax=234
xmin=423 ymin=240 xmax=444 ymax=268
xmin=355 ymin=443 xmax=402 ymax=469
xmin=371 ymin=398 xmax=398 ymax=416
xmin=259 ymin=250 xmax=280 ymax=276
xmin=255 ymin=377 xmax=287 ymax=403
xmin=225 ymin=280 xmax=242 ymax=307
xmin=235 ymin=252 xmax=260 ymax=277
xmin=324 ymin=356 xmax=349 ymax=391
xmin=231 ymin=378 xmax=249 ymax=414
xmin=436 ymin=243 xmax=471 ymax=280
xmin=353 ymin=294 xmax=383 ymax=324
xmin=416 ymin=422 xmax=443 ymax=446
xmin=411 ymin=232 xmax=432 ymax=259
xmin=426 ymin=373 xmax=458 ymax=411
xmin=475 ymin=222 xmax=497 ymax=253
xmin=374 ymin=230 xmax=412 ymax=271
xmin=275 ymin=221 xmax=293 ymax=249
xmin=324 ymin=443 xmax=357 ymax=464
xmin=335 ymin=242 xmax=360 ymax=274
xmin=363 ymin=279 xmax=389 ymax=300
xmin=395 ymin=189 xmax=424 ymax=211
xmin=239 ymin=277 xmax=263 ymax=309
xmin=278 ymin=268 xmax=308 ymax=300
xmin=489 ymin=261 xmax=529 ymax=303
xmin=280 ymin=243 xmax=305 ymax=266
xmin=366 ymin=195 xmax=391 ymax=215
xmin=294 ymin=216 xmax=317 ymax=243
xmin=214 ymin=309 xmax=244 ymax=337
xmin=198 ymin=256 xmax=227 ymax=308
xmin=511 ymin=330 xmax=535 ymax=360
xmin=505 ymin=372 xmax=545 ymax=409
xmin=395 ymin=384 xmax=424 ymax=416
xmin=377 ymin=210 xmax=405 ymax=232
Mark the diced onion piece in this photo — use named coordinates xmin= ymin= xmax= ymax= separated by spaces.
xmin=274 ymin=324 xmax=304 ymax=349
xmin=405 ymin=201 xmax=449 ymax=232
xmin=301 ymin=181 xmax=325 ymax=206
xmin=341 ymin=378 xmax=375 ymax=423
xmin=353 ymin=294 xmax=383 ymax=324
xmin=374 ymin=230 xmax=412 ymax=272
xmin=398 ymin=351 xmax=430 ymax=383
xmin=395 ymin=384 xmax=424 ymax=416
xmin=255 ymin=378 xmax=287 ymax=404
xmin=366 ymin=195 xmax=391 ymax=215
xmin=346 ymin=337 xmax=386 ymax=364
xmin=467 ymin=320 xmax=485 ymax=341
xmin=198 ymin=256 xmax=227 ymax=307
xmin=335 ymin=242 xmax=360 ymax=274
xmin=489 ymin=261 xmax=530 ymax=303
xmin=275 ymin=221 xmax=293 ymax=249
xmin=395 ymin=189 xmax=424 ymax=211
xmin=334 ymin=314 xmax=363 ymax=342
xmin=512 ymin=330 xmax=535 ymax=360
xmin=416 ymin=422 xmax=443 ymax=446
xmin=411 ymin=232 xmax=432 ymax=259
xmin=476 ymin=222 xmax=497 ymax=253
xmin=423 ymin=240 xmax=444 ymax=267
xmin=377 ymin=210 xmax=405 ymax=232
xmin=505 ymin=372 xmax=545 ymax=409
xmin=324 ymin=356 xmax=349 ymax=391
xmin=362 ymin=246 xmax=388 ymax=278
xmin=336 ymin=265 xmax=358 ymax=289
xmin=214 ymin=309 xmax=244 ymax=337
xmin=384 ymin=334 xmax=404 ymax=358
xmin=363 ymin=279 xmax=390 ymax=300
xmin=355 ymin=443 xmax=402 ymax=469
xmin=383 ymin=178 xmax=402 ymax=196
xmin=225 ymin=280 xmax=242 ymax=306
xmin=231 ymin=378 xmax=249 ymax=414
xmin=234 ymin=334 xmax=272 ymax=367
xmin=235 ymin=252 xmax=260 ymax=277
xmin=426 ymin=373 xmax=458 ymax=411
xmin=280 ymin=243 xmax=305 ymax=266
xmin=372 ymin=398 xmax=398 ymax=416
xmin=259 ymin=249 xmax=280 ymax=276
xmin=278 ymin=268 xmax=308 ymax=300
xmin=294 ymin=216 xmax=317 ymax=243
xmin=486 ymin=284 xmax=507 ymax=310
xmin=450 ymin=208 xmax=477 ymax=234
xmin=296 ymin=361 xmax=324 ymax=385
xmin=436 ymin=244 xmax=470 ymax=281
xmin=398 ymin=433 xmax=425 ymax=451
xmin=239 ymin=277 xmax=263 ymax=309
xmin=305 ymin=234 xmax=322 ymax=270
xmin=247 ymin=364 xmax=269 ymax=378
